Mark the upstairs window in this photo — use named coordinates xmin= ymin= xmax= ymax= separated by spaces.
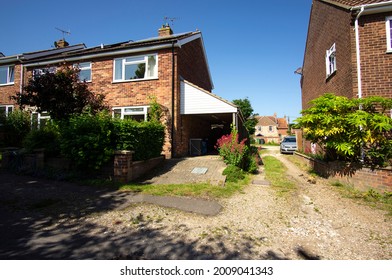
xmin=74 ymin=62 xmax=92 ymax=82
xmin=33 ymin=67 xmax=56 ymax=79
xmin=113 ymin=54 xmax=157 ymax=82
xmin=0 ymin=65 xmax=15 ymax=85
xmin=386 ymin=16 xmax=392 ymax=51
xmin=326 ymin=43 xmax=336 ymax=78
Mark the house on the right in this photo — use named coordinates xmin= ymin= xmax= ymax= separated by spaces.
xmin=300 ymin=0 xmax=392 ymax=152
xmin=297 ymin=0 xmax=392 ymax=191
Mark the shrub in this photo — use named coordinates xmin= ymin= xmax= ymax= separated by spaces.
xmin=23 ymin=123 xmax=61 ymax=157
xmin=113 ymin=119 xmax=165 ymax=161
xmin=215 ymin=126 xmax=249 ymax=169
xmin=59 ymin=112 xmax=114 ymax=171
xmin=222 ymin=165 xmax=245 ymax=182
xmin=215 ymin=126 xmax=261 ymax=173
xmin=1 ymin=110 xmax=31 ymax=147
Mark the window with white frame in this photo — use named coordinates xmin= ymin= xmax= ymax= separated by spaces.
xmin=0 ymin=65 xmax=15 ymax=85
xmin=31 ymin=112 xmax=51 ymax=129
xmin=74 ymin=62 xmax=92 ymax=82
xmin=112 ymin=106 xmax=150 ymax=122
xmin=0 ymin=104 xmax=13 ymax=116
xmin=0 ymin=105 xmax=14 ymax=125
xmin=113 ymin=54 xmax=157 ymax=82
xmin=386 ymin=16 xmax=392 ymax=51
xmin=326 ymin=43 xmax=336 ymax=78
xmin=32 ymin=67 xmax=56 ymax=79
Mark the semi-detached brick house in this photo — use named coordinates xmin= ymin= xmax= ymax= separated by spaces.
xmin=0 ymin=26 xmax=246 ymax=158
xmin=299 ymin=0 xmax=392 ymax=153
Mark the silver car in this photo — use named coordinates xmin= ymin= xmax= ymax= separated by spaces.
xmin=280 ymin=136 xmax=297 ymax=154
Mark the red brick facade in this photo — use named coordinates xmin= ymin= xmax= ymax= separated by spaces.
xmin=302 ymin=0 xmax=392 ymax=107
xmin=301 ymin=0 xmax=354 ymax=110
xmin=358 ymin=13 xmax=392 ymax=99
xmin=0 ymin=30 xmax=214 ymax=158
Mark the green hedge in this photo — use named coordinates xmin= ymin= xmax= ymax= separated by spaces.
xmin=113 ymin=119 xmax=165 ymax=161
xmin=58 ymin=113 xmax=165 ymax=171
xmin=60 ymin=112 xmax=115 ymax=170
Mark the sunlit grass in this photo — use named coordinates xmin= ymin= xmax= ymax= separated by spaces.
xmin=262 ymin=155 xmax=297 ymax=196
xmin=84 ymin=175 xmax=251 ymax=199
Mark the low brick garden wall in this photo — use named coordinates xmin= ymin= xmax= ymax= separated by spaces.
xmin=1 ymin=148 xmax=164 ymax=183
xmin=294 ymin=152 xmax=392 ymax=193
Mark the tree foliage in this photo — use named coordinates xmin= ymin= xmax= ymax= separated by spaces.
xmin=232 ymin=98 xmax=258 ymax=135
xmin=13 ymin=65 xmax=108 ymax=121
xmin=295 ymin=93 xmax=392 ymax=168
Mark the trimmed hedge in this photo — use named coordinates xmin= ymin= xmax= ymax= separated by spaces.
xmin=113 ymin=119 xmax=165 ymax=161
xmin=58 ymin=113 xmax=165 ymax=171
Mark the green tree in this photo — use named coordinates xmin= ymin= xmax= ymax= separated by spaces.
xmin=232 ymin=98 xmax=258 ymax=135
xmin=13 ymin=65 xmax=108 ymax=121
xmin=295 ymin=93 xmax=392 ymax=168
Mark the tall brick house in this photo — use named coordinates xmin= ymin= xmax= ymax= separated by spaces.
xmin=0 ymin=26 xmax=246 ymax=158
xmin=299 ymin=0 xmax=392 ymax=152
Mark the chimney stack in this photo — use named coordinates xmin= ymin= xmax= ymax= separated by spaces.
xmin=54 ymin=39 xmax=69 ymax=48
xmin=158 ymin=24 xmax=173 ymax=37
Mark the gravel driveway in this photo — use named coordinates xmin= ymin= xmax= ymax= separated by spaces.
xmin=1 ymin=147 xmax=391 ymax=259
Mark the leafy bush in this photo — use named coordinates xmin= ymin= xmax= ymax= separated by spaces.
xmin=295 ymin=94 xmax=392 ymax=168
xmin=59 ymin=112 xmax=114 ymax=171
xmin=1 ymin=110 xmax=31 ymax=147
xmin=215 ymin=126 xmax=260 ymax=173
xmin=222 ymin=164 xmax=245 ymax=182
xmin=23 ymin=123 xmax=61 ymax=157
xmin=113 ymin=119 xmax=165 ymax=161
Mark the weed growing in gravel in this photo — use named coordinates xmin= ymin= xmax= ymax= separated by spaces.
xmin=330 ymin=181 xmax=392 ymax=215
xmin=262 ymin=156 xmax=297 ymax=196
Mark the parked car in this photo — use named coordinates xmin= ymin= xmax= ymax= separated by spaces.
xmin=280 ymin=136 xmax=297 ymax=154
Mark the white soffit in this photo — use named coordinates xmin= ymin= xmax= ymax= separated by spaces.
xmin=180 ymin=80 xmax=237 ymax=115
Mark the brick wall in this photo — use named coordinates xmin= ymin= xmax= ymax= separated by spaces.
xmin=295 ymin=152 xmax=392 ymax=193
xmin=358 ymin=12 xmax=392 ymax=99
xmin=301 ymin=0 xmax=354 ymax=110
xmin=0 ymin=64 xmax=21 ymax=105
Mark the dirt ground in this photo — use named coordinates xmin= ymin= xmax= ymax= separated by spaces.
xmin=0 ymin=146 xmax=391 ymax=259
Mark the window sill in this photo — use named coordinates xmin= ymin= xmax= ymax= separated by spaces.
xmin=112 ymin=77 xmax=158 ymax=84
xmin=0 ymin=82 xmax=15 ymax=87
xmin=326 ymin=71 xmax=336 ymax=81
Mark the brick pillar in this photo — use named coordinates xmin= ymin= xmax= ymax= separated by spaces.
xmin=113 ymin=150 xmax=134 ymax=183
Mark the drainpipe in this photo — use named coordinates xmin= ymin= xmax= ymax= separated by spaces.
xmin=171 ymin=42 xmax=175 ymax=158
xmin=353 ymin=6 xmax=365 ymax=162
xmin=354 ymin=6 xmax=365 ymax=99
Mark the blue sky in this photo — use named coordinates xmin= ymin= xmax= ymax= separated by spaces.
xmin=1 ymin=0 xmax=312 ymax=122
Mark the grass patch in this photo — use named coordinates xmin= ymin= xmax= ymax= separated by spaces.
xmin=85 ymin=175 xmax=251 ymax=199
xmin=330 ymin=181 xmax=392 ymax=215
xmin=263 ymin=155 xmax=297 ymax=196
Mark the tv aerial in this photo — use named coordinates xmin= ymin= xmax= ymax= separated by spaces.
xmin=163 ymin=17 xmax=179 ymax=27
xmin=55 ymin=27 xmax=71 ymax=40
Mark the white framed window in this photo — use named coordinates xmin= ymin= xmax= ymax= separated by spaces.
xmin=113 ymin=54 xmax=157 ymax=82
xmin=31 ymin=112 xmax=51 ymax=129
xmin=386 ymin=16 xmax=392 ymax=52
xmin=269 ymin=126 xmax=273 ymax=132
xmin=0 ymin=105 xmax=13 ymax=115
xmin=326 ymin=43 xmax=336 ymax=78
xmin=32 ymin=67 xmax=56 ymax=79
xmin=0 ymin=105 xmax=14 ymax=125
xmin=74 ymin=62 xmax=92 ymax=82
xmin=0 ymin=65 xmax=15 ymax=85
xmin=112 ymin=106 xmax=150 ymax=122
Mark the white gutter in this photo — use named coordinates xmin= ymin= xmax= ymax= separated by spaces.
xmin=23 ymin=44 xmax=175 ymax=67
xmin=354 ymin=6 xmax=365 ymax=99
xmin=352 ymin=1 xmax=392 ymax=15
